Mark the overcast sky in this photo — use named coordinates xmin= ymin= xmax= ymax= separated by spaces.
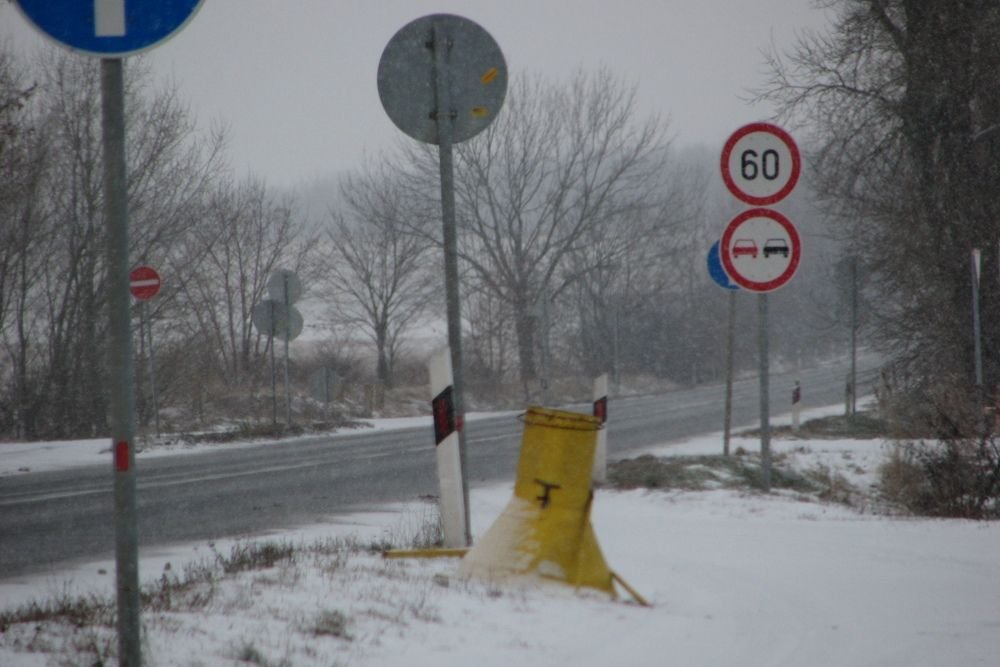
xmin=2 ymin=1 xmax=833 ymax=188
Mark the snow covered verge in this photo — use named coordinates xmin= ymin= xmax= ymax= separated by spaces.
xmin=2 ymin=406 xmax=999 ymax=666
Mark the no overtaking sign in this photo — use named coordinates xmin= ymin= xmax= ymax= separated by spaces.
xmin=720 ymin=208 xmax=801 ymax=293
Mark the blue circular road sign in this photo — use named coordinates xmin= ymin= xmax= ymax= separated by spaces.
xmin=14 ymin=0 xmax=204 ymax=58
xmin=707 ymin=240 xmax=739 ymax=291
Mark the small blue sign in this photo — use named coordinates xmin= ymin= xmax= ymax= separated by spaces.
xmin=15 ymin=0 xmax=204 ymax=58
xmin=707 ymin=240 xmax=739 ymax=291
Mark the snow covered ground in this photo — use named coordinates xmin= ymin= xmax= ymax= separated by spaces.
xmin=2 ymin=404 xmax=999 ymax=666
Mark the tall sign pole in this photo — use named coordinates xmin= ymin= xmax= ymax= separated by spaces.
xmin=972 ymin=248 xmax=984 ymax=424
xmin=707 ymin=241 xmax=739 ymax=456
xmin=102 ymin=57 xmax=142 ymax=666
xmin=267 ymin=270 xmax=303 ymax=427
xmin=378 ymin=14 xmax=507 ymax=546
xmin=255 ymin=271 xmax=304 ymax=428
xmin=14 ymin=3 xmax=205 ymax=664
xmin=719 ymin=122 xmax=801 ymax=491
xmin=130 ymin=265 xmax=162 ymax=437
xmin=430 ymin=24 xmax=470 ymax=542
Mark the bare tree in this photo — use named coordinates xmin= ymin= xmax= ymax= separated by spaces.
xmin=0 ymin=42 xmax=46 ymax=437
xmin=397 ymin=69 xmax=677 ymax=388
xmin=321 ymin=163 xmax=435 ymax=388
xmin=171 ymin=175 xmax=307 ymax=393
xmin=566 ymin=151 xmax=707 ymax=379
xmin=756 ymin=1 xmax=1000 ymax=405
xmin=0 ymin=48 xmax=226 ymax=438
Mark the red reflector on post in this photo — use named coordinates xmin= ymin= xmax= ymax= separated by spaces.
xmin=593 ymin=397 xmax=608 ymax=424
xmin=115 ymin=440 xmax=130 ymax=472
xmin=432 ymin=386 xmax=455 ymax=445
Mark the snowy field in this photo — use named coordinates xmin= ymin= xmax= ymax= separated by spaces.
xmin=1 ymin=404 xmax=999 ymax=666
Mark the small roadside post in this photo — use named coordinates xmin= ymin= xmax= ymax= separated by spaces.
xmin=792 ymin=380 xmax=801 ymax=431
xmin=429 ymin=348 xmax=467 ymax=548
xmin=592 ymin=373 xmax=609 ymax=483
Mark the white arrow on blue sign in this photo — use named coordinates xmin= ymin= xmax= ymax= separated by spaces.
xmin=14 ymin=0 xmax=204 ymax=58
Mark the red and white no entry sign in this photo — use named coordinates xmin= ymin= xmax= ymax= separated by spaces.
xmin=129 ymin=265 xmax=161 ymax=300
xmin=721 ymin=122 xmax=801 ymax=206
xmin=720 ymin=208 xmax=801 ymax=292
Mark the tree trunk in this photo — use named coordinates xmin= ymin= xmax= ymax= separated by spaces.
xmin=514 ymin=309 xmax=537 ymax=385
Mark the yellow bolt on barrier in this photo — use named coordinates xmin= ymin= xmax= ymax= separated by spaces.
xmin=460 ymin=406 xmax=646 ymax=604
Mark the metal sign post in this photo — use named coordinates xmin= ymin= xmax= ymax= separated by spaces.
xmin=102 ymin=58 xmax=142 ymax=667
xmin=432 ymin=20 xmax=470 ymax=544
xmin=378 ymin=14 xmax=507 ymax=546
xmin=725 ymin=290 xmax=736 ymax=456
xmin=253 ymin=285 xmax=303 ymax=428
xmin=130 ymin=266 xmax=162 ymax=437
xmin=758 ymin=292 xmax=772 ymax=489
xmin=707 ymin=241 xmax=739 ymax=456
xmin=972 ymin=249 xmax=984 ymax=416
xmin=720 ymin=123 xmax=802 ymax=492
xmin=15 ymin=4 xmax=205 ymax=664
xmin=267 ymin=270 xmax=303 ymax=427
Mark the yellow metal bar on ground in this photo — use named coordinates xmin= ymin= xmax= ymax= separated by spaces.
xmin=382 ymin=548 xmax=470 ymax=560
xmin=612 ymin=571 xmax=651 ymax=607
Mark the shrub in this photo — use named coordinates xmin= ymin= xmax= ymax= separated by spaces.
xmin=876 ymin=374 xmax=1000 ymax=518
xmin=879 ymin=439 xmax=1000 ymax=519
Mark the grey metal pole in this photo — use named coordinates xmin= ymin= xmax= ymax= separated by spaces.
xmin=433 ymin=20 xmax=472 ymax=546
xmin=612 ymin=303 xmax=620 ymax=390
xmin=270 ymin=325 xmax=277 ymax=427
xmin=145 ymin=301 xmax=160 ymax=437
xmin=972 ymin=249 xmax=984 ymax=410
xmin=850 ymin=256 xmax=858 ymax=416
xmin=283 ymin=276 xmax=292 ymax=426
xmin=758 ymin=292 xmax=772 ymax=491
xmin=101 ymin=58 xmax=142 ymax=667
xmin=539 ymin=295 xmax=550 ymax=404
xmin=723 ymin=290 xmax=736 ymax=456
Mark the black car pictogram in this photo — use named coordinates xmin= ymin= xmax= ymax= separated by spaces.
xmin=763 ymin=238 xmax=789 ymax=258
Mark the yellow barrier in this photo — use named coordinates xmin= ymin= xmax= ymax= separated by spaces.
xmin=460 ymin=406 xmax=620 ymax=596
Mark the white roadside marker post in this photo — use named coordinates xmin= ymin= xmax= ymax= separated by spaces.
xmin=429 ymin=348 xmax=468 ymax=548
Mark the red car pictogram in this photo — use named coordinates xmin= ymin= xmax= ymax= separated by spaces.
xmin=732 ymin=239 xmax=758 ymax=259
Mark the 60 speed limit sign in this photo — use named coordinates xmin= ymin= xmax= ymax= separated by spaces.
xmin=721 ymin=122 xmax=801 ymax=205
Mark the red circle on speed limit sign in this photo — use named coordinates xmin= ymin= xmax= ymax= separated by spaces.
xmin=721 ymin=122 xmax=801 ymax=205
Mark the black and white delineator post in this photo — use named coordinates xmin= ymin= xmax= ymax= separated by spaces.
xmin=429 ymin=347 xmax=467 ymax=548
xmin=592 ymin=373 xmax=609 ymax=483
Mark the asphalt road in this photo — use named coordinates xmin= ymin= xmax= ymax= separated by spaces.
xmin=0 ymin=356 xmax=877 ymax=580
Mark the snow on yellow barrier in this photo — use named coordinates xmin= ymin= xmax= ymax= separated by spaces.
xmin=460 ymin=406 xmax=632 ymax=599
